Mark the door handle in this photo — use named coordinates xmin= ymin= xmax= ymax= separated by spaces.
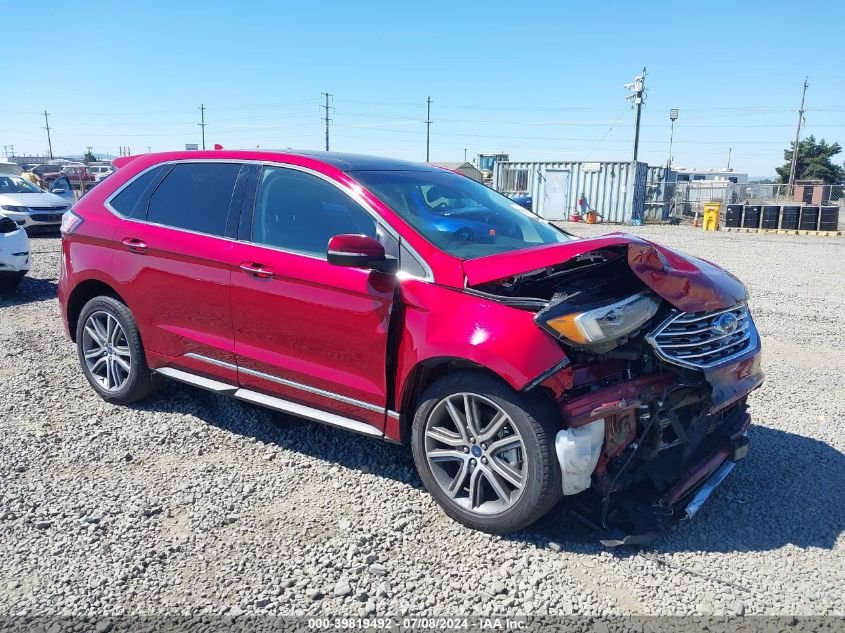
xmin=239 ymin=261 xmax=275 ymax=279
xmin=121 ymin=237 xmax=148 ymax=254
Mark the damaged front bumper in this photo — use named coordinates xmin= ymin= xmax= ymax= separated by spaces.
xmin=550 ymin=338 xmax=762 ymax=546
xmin=567 ymin=406 xmax=752 ymax=547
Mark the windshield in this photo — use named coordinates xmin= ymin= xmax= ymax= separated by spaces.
xmin=0 ymin=175 xmax=42 ymax=194
xmin=351 ymin=169 xmax=571 ymax=259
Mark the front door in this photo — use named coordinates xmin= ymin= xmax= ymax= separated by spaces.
xmin=230 ymin=165 xmax=394 ymax=432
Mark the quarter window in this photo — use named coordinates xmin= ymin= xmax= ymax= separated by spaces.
xmin=147 ymin=162 xmax=241 ymax=236
xmin=109 ymin=165 xmax=166 ymax=219
xmin=251 ymin=166 xmax=377 ymax=256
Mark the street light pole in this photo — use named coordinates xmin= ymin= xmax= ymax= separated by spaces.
xmin=668 ymin=108 xmax=679 ymax=170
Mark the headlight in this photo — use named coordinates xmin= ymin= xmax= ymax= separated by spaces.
xmin=1 ymin=205 xmax=28 ymax=212
xmin=541 ymin=291 xmax=659 ymax=348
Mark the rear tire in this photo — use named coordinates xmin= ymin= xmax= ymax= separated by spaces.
xmin=411 ymin=371 xmax=562 ymax=534
xmin=76 ymin=296 xmax=157 ymax=405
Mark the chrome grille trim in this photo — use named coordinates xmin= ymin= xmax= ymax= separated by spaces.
xmin=646 ymin=303 xmax=758 ymax=369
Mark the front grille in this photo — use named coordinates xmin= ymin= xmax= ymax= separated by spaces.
xmin=646 ymin=304 xmax=757 ymax=369
xmin=30 ymin=213 xmax=63 ymax=222
xmin=29 ymin=206 xmax=68 ymax=212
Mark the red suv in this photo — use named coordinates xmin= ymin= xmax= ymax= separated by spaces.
xmin=58 ymin=151 xmax=763 ymax=539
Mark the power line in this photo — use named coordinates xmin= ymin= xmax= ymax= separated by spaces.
xmin=788 ymin=77 xmax=809 ymax=188
xmin=198 ymin=104 xmax=208 ymax=150
xmin=321 ymin=92 xmax=333 ymax=151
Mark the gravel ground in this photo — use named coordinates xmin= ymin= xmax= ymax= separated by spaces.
xmin=1 ymin=226 xmax=843 ymax=618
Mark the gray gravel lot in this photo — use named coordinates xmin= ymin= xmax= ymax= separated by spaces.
xmin=1 ymin=226 xmax=843 ymax=618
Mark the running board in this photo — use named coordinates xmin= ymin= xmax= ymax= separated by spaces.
xmin=235 ymin=388 xmax=382 ymax=437
xmin=153 ymin=367 xmax=382 ymax=438
xmin=155 ymin=367 xmax=239 ymax=395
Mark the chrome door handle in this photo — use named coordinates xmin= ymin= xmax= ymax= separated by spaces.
xmin=239 ymin=262 xmax=275 ymax=279
xmin=121 ymin=237 xmax=148 ymax=254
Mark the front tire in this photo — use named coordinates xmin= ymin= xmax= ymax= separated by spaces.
xmin=411 ymin=371 xmax=562 ymax=534
xmin=76 ymin=296 xmax=157 ymax=405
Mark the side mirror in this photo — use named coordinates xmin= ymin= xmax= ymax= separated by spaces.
xmin=51 ymin=188 xmax=66 ymax=194
xmin=327 ymin=234 xmax=397 ymax=274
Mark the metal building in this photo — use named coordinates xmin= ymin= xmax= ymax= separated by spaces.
xmin=493 ymin=160 xmax=650 ymax=223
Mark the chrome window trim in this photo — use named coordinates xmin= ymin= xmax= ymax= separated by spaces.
xmin=184 ymin=352 xmax=384 ymax=414
xmin=103 ymin=158 xmax=434 ymax=282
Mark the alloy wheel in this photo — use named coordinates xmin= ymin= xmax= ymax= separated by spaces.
xmin=81 ymin=310 xmax=132 ymax=392
xmin=424 ymin=393 xmax=527 ymax=515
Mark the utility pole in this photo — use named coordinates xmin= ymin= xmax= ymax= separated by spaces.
xmin=43 ymin=110 xmax=53 ymax=160
xmin=668 ymin=109 xmax=678 ymax=170
xmin=726 ymin=147 xmax=733 ymax=170
xmin=9 ymin=145 xmax=13 ymax=158
xmin=198 ymin=104 xmax=207 ymax=150
xmin=624 ymin=68 xmax=646 ymax=163
xmin=788 ymin=77 xmax=809 ymax=189
xmin=321 ymin=92 xmax=333 ymax=151
xmin=463 ymin=148 xmax=467 ymax=162
xmin=425 ymin=96 xmax=432 ymax=162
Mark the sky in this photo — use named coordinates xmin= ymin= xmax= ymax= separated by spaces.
xmin=2 ymin=0 xmax=843 ymax=177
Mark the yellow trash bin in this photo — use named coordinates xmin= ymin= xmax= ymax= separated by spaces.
xmin=703 ymin=202 xmax=720 ymax=231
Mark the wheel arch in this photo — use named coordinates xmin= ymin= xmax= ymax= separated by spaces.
xmin=394 ymin=356 xmax=528 ymax=445
xmin=66 ymin=279 xmax=126 ymax=342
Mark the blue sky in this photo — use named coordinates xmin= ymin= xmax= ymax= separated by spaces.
xmin=3 ymin=0 xmax=843 ymax=176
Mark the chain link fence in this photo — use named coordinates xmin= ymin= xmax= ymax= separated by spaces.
xmin=645 ymin=181 xmax=845 ymax=225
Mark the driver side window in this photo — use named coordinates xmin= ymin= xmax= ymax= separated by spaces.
xmin=251 ymin=166 xmax=378 ymax=257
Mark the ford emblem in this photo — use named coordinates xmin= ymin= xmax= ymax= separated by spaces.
xmin=714 ymin=312 xmax=739 ymax=335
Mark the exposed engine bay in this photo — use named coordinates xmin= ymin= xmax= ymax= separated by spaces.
xmin=467 ymin=242 xmax=763 ymax=544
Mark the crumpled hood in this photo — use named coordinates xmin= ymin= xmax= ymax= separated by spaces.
xmin=463 ymin=232 xmax=747 ymax=313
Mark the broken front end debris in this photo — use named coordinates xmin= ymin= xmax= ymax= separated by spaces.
xmin=468 ymin=236 xmax=764 ymax=544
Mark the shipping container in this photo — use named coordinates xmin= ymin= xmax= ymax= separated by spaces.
xmin=492 ymin=160 xmax=648 ymax=223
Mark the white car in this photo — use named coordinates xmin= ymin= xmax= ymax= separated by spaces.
xmin=0 ymin=213 xmax=29 ymax=294
xmin=88 ymin=164 xmax=115 ymax=182
xmin=0 ymin=174 xmax=73 ymax=229
xmin=0 ymin=162 xmax=23 ymax=175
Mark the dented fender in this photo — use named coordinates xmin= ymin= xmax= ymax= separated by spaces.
xmin=394 ymin=279 xmax=569 ymax=405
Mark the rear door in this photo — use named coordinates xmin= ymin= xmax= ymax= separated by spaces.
xmin=229 ymin=164 xmax=396 ymax=432
xmin=108 ymin=161 xmax=248 ymax=385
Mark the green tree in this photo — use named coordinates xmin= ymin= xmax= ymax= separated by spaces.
xmin=776 ymin=136 xmax=845 ymax=184
xmin=82 ymin=149 xmax=96 ymax=164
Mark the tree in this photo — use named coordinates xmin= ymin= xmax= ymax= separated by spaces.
xmin=82 ymin=149 xmax=96 ymax=164
xmin=776 ymin=136 xmax=845 ymax=184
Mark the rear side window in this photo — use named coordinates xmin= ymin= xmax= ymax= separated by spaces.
xmin=109 ymin=165 xmax=166 ymax=219
xmin=147 ymin=162 xmax=241 ymax=236
xmin=251 ymin=166 xmax=377 ymax=256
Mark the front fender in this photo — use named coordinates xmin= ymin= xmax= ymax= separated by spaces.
xmin=395 ymin=279 xmax=568 ymax=409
